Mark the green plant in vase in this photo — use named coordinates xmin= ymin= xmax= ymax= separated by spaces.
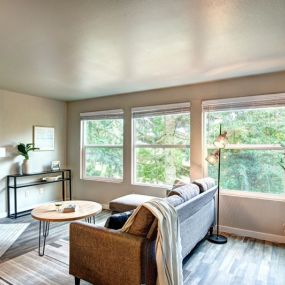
xmin=17 ymin=143 xmax=39 ymax=174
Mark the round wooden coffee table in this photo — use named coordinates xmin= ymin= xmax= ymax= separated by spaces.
xmin=31 ymin=200 xmax=102 ymax=256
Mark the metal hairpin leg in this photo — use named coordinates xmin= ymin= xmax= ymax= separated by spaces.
xmin=38 ymin=221 xmax=50 ymax=256
xmin=85 ymin=216 xmax=96 ymax=224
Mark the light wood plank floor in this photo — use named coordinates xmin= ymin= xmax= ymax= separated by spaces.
xmin=1 ymin=213 xmax=285 ymax=285
xmin=183 ymin=234 xmax=285 ymax=285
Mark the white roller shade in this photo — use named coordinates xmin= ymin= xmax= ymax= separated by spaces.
xmin=132 ymin=102 xmax=190 ymax=118
xmin=202 ymin=93 xmax=285 ymax=112
xmin=80 ymin=109 xmax=124 ymax=120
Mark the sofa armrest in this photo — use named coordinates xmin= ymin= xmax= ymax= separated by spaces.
xmin=176 ymin=186 xmax=217 ymax=223
xmin=69 ymin=222 xmax=152 ymax=285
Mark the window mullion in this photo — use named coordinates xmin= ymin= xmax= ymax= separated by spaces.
xmin=207 ymin=144 xmax=283 ymax=150
xmin=135 ymin=144 xmax=190 ymax=148
xmin=85 ymin=145 xmax=123 ymax=148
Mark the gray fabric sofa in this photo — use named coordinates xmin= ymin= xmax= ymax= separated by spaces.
xmin=177 ymin=186 xmax=217 ymax=258
xmin=69 ymin=183 xmax=217 ymax=285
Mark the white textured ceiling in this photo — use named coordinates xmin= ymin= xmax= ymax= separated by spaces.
xmin=0 ymin=0 xmax=284 ymax=101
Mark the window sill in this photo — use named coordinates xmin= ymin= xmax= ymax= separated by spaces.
xmin=81 ymin=177 xmax=123 ymax=184
xmin=220 ymin=189 xmax=285 ymax=202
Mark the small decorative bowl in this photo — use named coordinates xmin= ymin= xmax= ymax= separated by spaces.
xmin=54 ymin=202 xmax=63 ymax=212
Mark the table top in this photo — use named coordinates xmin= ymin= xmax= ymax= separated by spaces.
xmin=8 ymin=169 xmax=71 ymax=178
xmin=31 ymin=200 xmax=102 ymax=222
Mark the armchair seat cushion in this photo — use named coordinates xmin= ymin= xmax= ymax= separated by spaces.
xmin=109 ymin=194 xmax=157 ymax=212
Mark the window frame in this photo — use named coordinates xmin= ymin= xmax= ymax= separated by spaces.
xmin=131 ymin=103 xmax=191 ymax=188
xmin=80 ymin=110 xmax=124 ymax=183
xmin=202 ymin=95 xmax=285 ymax=199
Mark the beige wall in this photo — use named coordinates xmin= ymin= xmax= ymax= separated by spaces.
xmin=0 ymin=89 xmax=67 ymax=216
xmin=67 ymin=71 xmax=285 ymax=238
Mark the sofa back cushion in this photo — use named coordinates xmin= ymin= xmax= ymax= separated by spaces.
xmin=165 ymin=195 xmax=184 ymax=207
xmin=168 ymin=183 xmax=199 ymax=202
xmin=193 ymin=177 xmax=215 ymax=193
xmin=172 ymin=179 xmax=186 ymax=190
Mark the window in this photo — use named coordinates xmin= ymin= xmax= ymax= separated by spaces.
xmin=203 ymin=94 xmax=285 ymax=195
xmin=81 ymin=109 xmax=124 ymax=181
xmin=132 ymin=103 xmax=190 ymax=187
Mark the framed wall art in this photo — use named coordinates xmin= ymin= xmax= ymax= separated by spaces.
xmin=51 ymin=160 xmax=60 ymax=171
xmin=33 ymin=126 xmax=55 ymax=151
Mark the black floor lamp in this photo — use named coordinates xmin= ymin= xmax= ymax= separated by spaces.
xmin=206 ymin=124 xmax=228 ymax=244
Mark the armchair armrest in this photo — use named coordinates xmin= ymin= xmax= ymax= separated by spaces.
xmin=69 ymin=222 xmax=154 ymax=285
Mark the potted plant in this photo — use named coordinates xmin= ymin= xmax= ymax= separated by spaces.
xmin=17 ymin=143 xmax=39 ymax=174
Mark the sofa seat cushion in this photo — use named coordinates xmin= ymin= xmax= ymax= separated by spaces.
xmin=105 ymin=210 xmax=133 ymax=230
xmin=109 ymin=194 xmax=157 ymax=212
xmin=168 ymin=183 xmax=199 ymax=202
xmin=193 ymin=177 xmax=215 ymax=193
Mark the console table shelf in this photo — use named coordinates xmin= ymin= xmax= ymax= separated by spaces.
xmin=8 ymin=178 xmax=71 ymax=189
xmin=7 ymin=169 xmax=72 ymax=219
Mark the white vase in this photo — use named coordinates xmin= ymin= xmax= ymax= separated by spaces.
xmin=22 ymin=159 xmax=30 ymax=174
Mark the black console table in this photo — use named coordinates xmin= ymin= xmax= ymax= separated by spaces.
xmin=7 ymin=169 xmax=72 ymax=219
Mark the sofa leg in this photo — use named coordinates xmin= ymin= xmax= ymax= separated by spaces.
xmin=209 ymin=226 xmax=214 ymax=236
xmin=75 ymin=277 xmax=80 ymax=285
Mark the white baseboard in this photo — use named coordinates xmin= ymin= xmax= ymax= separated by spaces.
xmin=220 ymin=225 xmax=285 ymax=244
xmin=0 ymin=212 xmax=7 ymax=218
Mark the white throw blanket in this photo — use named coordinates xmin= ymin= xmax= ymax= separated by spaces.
xmin=121 ymin=198 xmax=183 ymax=285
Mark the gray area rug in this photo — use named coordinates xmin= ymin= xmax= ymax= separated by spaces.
xmin=0 ymin=224 xmax=30 ymax=258
xmin=0 ymin=239 xmax=90 ymax=285
xmin=0 ymin=211 xmax=110 ymax=284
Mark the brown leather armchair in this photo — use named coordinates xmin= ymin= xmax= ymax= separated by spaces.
xmin=69 ymin=222 xmax=157 ymax=285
